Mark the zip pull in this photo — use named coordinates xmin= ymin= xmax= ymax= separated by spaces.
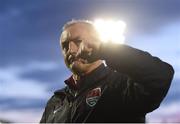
xmin=69 ymin=102 xmax=73 ymax=107
xmin=53 ymin=106 xmax=62 ymax=114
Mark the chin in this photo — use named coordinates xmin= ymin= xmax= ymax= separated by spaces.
xmin=70 ymin=61 xmax=89 ymax=75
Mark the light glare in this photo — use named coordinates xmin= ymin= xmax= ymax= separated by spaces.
xmin=93 ymin=19 xmax=126 ymax=44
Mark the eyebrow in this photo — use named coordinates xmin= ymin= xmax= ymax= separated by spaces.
xmin=62 ymin=36 xmax=81 ymax=43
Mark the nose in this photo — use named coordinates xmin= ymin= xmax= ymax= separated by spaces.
xmin=68 ymin=41 xmax=78 ymax=54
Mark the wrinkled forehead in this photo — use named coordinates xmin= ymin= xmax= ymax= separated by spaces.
xmin=60 ymin=23 xmax=93 ymax=43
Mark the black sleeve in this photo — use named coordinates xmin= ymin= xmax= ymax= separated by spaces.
xmin=40 ymin=96 xmax=55 ymax=123
xmin=99 ymin=43 xmax=174 ymax=112
xmin=40 ymin=108 xmax=47 ymax=123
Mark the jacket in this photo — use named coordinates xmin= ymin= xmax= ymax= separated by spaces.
xmin=40 ymin=43 xmax=174 ymax=123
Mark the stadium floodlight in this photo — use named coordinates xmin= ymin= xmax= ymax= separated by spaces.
xmin=93 ymin=19 xmax=126 ymax=44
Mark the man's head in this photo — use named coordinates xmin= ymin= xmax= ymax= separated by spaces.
xmin=60 ymin=20 xmax=102 ymax=76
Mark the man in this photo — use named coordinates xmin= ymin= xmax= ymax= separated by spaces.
xmin=40 ymin=20 xmax=174 ymax=123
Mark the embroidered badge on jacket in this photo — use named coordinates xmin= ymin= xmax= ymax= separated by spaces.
xmin=86 ymin=87 xmax=101 ymax=107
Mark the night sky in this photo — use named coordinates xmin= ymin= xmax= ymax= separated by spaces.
xmin=0 ymin=0 xmax=180 ymax=122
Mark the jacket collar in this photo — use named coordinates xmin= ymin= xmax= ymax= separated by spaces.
xmin=64 ymin=63 xmax=110 ymax=92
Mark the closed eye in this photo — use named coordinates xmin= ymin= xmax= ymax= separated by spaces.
xmin=61 ymin=38 xmax=82 ymax=52
xmin=62 ymin=42 xmax=69 ymax=51
xmin=75 ymin=39 xmax=82 ymax=46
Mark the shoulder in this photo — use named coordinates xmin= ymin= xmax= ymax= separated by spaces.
xmin=105 ymin=67 xmax=129 ymax=90
xmin=40 ymin=87 xmax=68 ymax=123
xmin=46 ymin=87 xmax=67 ymax=107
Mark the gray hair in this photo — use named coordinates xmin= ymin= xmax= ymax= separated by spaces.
xmin=62 ymin=19 xmax=94 ymax=31
xmin=60 ymin=19 xmax=99 ymax=42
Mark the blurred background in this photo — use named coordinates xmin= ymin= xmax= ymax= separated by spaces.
xmin=0 ymin=0 xmax=179 ymax=123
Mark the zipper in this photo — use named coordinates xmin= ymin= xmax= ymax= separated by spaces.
xmin=69 ymin=101 xmax=73 ymax=122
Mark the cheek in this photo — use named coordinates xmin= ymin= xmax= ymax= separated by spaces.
xmin=64 ymin=59 xmax=71 ymax=69
xmin=62 ymin=54 xmax=69 ymax=65
xmin=64 ymin=56 xmax=68 ymax=64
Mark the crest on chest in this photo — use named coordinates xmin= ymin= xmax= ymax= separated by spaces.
xmin=86 ymin=87 xmax=101 ymax=107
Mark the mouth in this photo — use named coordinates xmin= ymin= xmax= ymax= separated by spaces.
xmin=68 ymin=55 xmax=76 ymax=64
xmin=68 ymin=55 xmax=87 ymax=65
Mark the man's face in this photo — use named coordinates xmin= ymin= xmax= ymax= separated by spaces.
xmin=60 ymin=23 xmax=96 ymax=75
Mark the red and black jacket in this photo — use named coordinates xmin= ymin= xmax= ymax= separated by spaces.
xmin=40 ymin=43 xmax=174 ymax=123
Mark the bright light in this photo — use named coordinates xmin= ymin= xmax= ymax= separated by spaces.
xmin=93 ymin=19 xmax=126 ymax=44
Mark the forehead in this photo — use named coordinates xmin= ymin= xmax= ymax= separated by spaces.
xmin=60 ymin=23 xmax=92 ymax=43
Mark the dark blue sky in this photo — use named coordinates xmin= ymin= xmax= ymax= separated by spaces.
xmin=0 ymin=0 xmax=180 ymax=66
xmin=0 ymin=0 xmax=180 ymax=122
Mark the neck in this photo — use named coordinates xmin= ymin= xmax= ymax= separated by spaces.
xmin=73 ymin=60 xmax=103 ymax=81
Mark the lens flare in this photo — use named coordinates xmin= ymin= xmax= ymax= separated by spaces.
xmin=93 ymin=19 xmax=126 ymax=44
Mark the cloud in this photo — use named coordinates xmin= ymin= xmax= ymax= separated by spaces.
xmin=19 ymin=61 xmax=67 ymax=83
xmin=0 ymin=61 xmax=69 ymax=99
xmin=147 ymin=101 xmax=180 ymax=122
xmin=0 ymin=108 xmax=43 ymax=123
xmin=163 ymin=79 xmax=180 ymax=104
xmin=1 ymin=0 xmax=180 ymax=67
xmin=0 ymin=61 xmax=70 ymax=122
xmin=0 ymin=97 xmax=46 ymax=110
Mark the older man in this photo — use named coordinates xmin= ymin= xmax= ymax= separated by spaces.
xmin=40 ymin=20 xmax=174 ymax=123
